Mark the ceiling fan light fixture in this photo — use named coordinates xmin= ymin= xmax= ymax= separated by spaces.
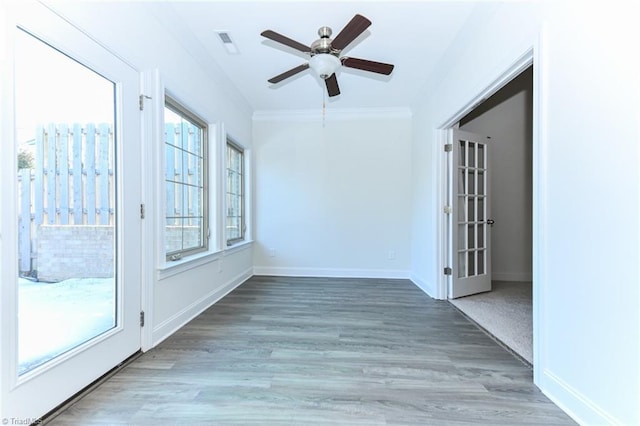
xmin=309 ymin=54 xmax=341 ymax=80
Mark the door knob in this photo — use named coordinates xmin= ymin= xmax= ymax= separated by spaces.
xmin=487 ymin=219 xmax=495 ymax=226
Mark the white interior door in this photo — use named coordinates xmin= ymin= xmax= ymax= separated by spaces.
xmin=450 ymin=129 xmax=492 ymax=298
xmin=1 ymin=4 xmax=141 ymax=420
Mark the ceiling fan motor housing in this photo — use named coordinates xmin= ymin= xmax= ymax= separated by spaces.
xmin=310 ymin=26 xmax=336 ymax=55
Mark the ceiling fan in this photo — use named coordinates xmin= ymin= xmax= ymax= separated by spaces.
xmin=261 ymin=14 xmax=394 ymax=97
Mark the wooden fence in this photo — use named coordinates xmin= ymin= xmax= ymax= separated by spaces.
xmin=164 ymin=122 xmax=202 ymax=225
xmin=18 ymin=123 xmax=114 ymax=274
xmin=164 ymin=122 xmax=204 ymax=254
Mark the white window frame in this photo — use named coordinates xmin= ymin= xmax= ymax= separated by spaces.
xmin=163 ymin=95 xmax=209 ymax=260
xmin=226 ymin=139 xmax=245 ymax=246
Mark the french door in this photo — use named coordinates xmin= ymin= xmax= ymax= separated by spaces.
xmin=1 ymin=3 xmax=141 ymax=420
xmin=449 ymin=129 xmax=492 ymax=298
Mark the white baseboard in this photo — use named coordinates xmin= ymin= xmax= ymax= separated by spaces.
xmin=151 ymin=267 xmax=253 ymax=347
xmin=409 ymin=274 xmax=437 ymax=299
xmin=253 ymin=266 xmax=410 ymax=280
xmin=493 ymin=272 xmax=532 ymax=282
xmin=539 ymin=368 xmax=620 ymax=425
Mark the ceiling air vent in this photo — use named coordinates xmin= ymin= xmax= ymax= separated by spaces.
xmin=216 ymin=31 xmax=239 ymax=54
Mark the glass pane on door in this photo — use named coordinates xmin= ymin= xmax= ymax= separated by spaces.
xmin=456 ymin=137 xmax=489 ymax=280
xmin=451 ymin=129 xmax=491 ymax=298
xmin=15 ymin=30 xmax=117 ymax=375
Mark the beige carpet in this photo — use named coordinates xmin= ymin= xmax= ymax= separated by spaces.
xmin=449 ymin=281 xmax=532 ymax=364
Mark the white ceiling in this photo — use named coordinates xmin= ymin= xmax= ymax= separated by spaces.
xmin=143 ymin=1 xmax=481 ymax=112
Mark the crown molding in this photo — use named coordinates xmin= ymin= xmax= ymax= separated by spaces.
xmin=252 ymin=107 xmax=412 ymax=123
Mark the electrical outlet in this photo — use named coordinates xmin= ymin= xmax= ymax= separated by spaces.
xmin=388 ymin=250 xmax=396 ymax=260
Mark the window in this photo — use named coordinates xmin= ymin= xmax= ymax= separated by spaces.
xmin=164 ymin=96 xmax=208 ymax=260
xmin=226 ymin=140 xmax=244 ymax=245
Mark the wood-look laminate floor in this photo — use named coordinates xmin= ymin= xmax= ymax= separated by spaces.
xmin=50 ymin=276 xmax=574 ymax=425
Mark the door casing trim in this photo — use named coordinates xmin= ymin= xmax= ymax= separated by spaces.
xmin=436 ymin=48 xmax=534 ymax=301
xmin=433 ymin=44 xmax=542 ymax=387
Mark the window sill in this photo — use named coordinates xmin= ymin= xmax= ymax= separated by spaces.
xmin=157 ymin=240 xmax=253 ymax=280
xmin=224 ymin=239 xmax=253 ymax=255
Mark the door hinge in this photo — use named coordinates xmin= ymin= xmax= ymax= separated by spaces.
xmin=139 ymin=311 xmax=145 ymax=327
xmin=444 ymin=205 xmax=452 ymax=215
xmin=140 ymin=203 xmax=145 ymax=219
xmin=444 ymin=267 xmax=452 ymax=275
xmin=139 ymin=94 xmax=152 ymax=111
xmin=444 ymin=143 xmax=453 ymax=152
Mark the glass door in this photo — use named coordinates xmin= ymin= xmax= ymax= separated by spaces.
xmin=15 ymin=28 xmax=119 ymax=376
xmin=2 ymin=4 xmax=142 ymax=421
xmin=450 ymin=129 xmax=492 ymax=298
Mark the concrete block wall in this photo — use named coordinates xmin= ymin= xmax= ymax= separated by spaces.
xmin=165 ymin=225 xmax=202 ymax=254
xmin=37 ymin=225 xmax=113 ymax=282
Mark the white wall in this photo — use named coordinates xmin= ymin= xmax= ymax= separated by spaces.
xmin=460 ymin=68 xmax=533 ymax=282
xmin=253 ymin=110 xmax=412 ymax=278
xmin=153 ymin=244 xmax=253 ymax=344
xmin=410 ymin=1 xmax=639 ymax=424
xmin=537 ymin=2 xmax=638 ymax=423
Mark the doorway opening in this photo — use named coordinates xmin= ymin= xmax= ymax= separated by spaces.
xmin=445 ymin=65 xmax=534 ymax=364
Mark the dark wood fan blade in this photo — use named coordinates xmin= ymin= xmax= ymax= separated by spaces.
xmin=331 ymin=14 xmax=372 ymax=51
xmin=325 ymin=74 xmax=340 ymax=97
xmin=268 ymin=63 xmax=310 ymax=84
xmin=261 ymin=30 xmax=311 ymax=53
xmin=341 ymin=57 xmax=394 ymax=75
